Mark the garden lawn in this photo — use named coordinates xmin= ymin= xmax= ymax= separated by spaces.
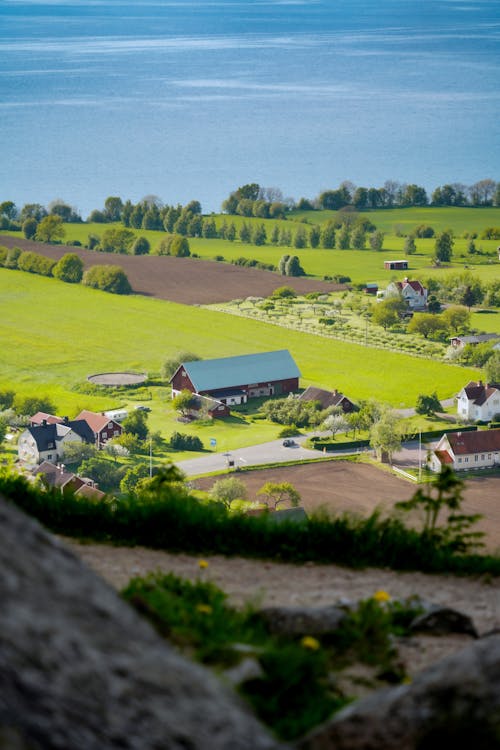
xmin=0 ymin=269 xmax=478 ymax=415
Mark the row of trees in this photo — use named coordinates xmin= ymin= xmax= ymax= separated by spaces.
xmin=0 ymin=245 xmax=131 ymax=295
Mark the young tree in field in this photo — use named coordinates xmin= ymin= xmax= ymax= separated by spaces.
xmin=434 ymin=230 xmax=454 ymax=262
xmin=407 ymin=313 xmax=446 ymax=339
xmin=22 ymin=218 xmax=38 ymax=239
xmin=161 ymin=351 xmax=200 ymax=380
xmin=396 ymin=466 xmax=483 ymax=553
xmin=369 ymin=411 xmax=402 ymax=462
xmin=371 ymin=300 xmax=400 ymax=330
xmin=35 ymin=214 xmax=65 ymax=243
xmin=404 ymin=235 xmax=416 ymax=255
xmin=320 ymin=220 xmax=336 ymax=249
xmin=172 ymin=389 xmax=196 ymax=417
xmin=285 ymin=255 xmax=305 ymax=277
xmin=62 ymin=442 xmax=97 ymax=467
xmin=100 ymin=227 xmax=135 ymax=253
xmin=209 ymin=476 xmax=248 ymax=509
xmin=257 ymin=481 xmax=301 ymax=511
xmin=336 ymin=224 xmax=350 ymax=250
xmin=120 ymin=463 xmax=151 ymax=495
xmin=309 ymin=225 xmax=321 ymax=248
xmin=53 ymin=253 xmax=84 ymax=283
xmin=293 ymin=226 xmax=308 ymax=249
xmin=322 ymin=411 xmax=347 ymax=439
xmin=369 ymin=231 xmax=384 ymax=252
xmin=79 ymin=455 xmax=124 ymax=492
xmin=351 ymin=225 xmax=366 ymax=250
xmin=415 ymin=392 xmax=442 ymax=416
xmin=485 ymin=352 xmax=500 ymax=385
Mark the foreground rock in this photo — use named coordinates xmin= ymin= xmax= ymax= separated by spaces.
xmin=298 ymin=633 xmax=500 ymax=749
xmin=0 ymin=497 xmax=285 ymax=750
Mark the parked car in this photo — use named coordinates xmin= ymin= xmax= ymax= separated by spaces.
xmin=134 ymin=405 xmax=151 ymax=412
xmin=282 ymin=439 xmax=295 ymax=447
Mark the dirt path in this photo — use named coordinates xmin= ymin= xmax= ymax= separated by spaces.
xmin=65 ymin=539 xmax=500 ymax=676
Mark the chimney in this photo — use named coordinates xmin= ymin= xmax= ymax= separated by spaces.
xmin=42 ymin=419 xmax=47 ymax=427
xmin=64 ymin=416 xmax=69 ymax=424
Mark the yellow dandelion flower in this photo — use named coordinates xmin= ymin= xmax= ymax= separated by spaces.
xmin=300 ymin=636 xmax=320 ymax=651
xmin=196 ymin=604 xmax=213 ymax=615
xmin=198 ymin=559 xmax=209 ymax=569
xmin=402 ymin=676 xmax=412 ymax=684
xmin=373 ymin=590 xmax=391 ymax=603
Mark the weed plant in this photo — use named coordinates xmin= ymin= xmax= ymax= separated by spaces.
xmin=2 ymin=470 xmax=500 ymax=576
xmin=122 ymin=573 xmax=423 ymax=739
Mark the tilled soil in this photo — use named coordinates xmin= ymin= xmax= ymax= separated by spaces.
xmin=0 ymin=234 xmax=342 ymax=304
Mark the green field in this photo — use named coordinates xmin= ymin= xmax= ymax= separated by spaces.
xmin=0 ymin=269 xmax=478 ymax=421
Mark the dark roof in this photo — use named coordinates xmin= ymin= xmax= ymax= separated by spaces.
xmin=462 ymin=381 xmax=500 ymax=406
xmin=299 ymin=386 xmax=355 ymax=411
xmin=453 ymin=334 xmax=500 ymax=345
xmin=175 ymin=350 xmax=301 ymax=393
xmin=27 ymin=423 xmax=72 ymax=451
xmin=67 ymin=419 xmax=96 ymax=444
xmin=32 ymin=460 xmax=81 ymax=489
xmin=447 ymin=429 xmax=500 ymax=455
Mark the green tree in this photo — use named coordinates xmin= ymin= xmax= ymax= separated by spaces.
xmin=35 ymin=215 xmax=65 ymax=243
xmin=396 ymin=466 xmax=483 ymax=553
xmin=0 ymin=417 xmax=7 ymax=445
xmin=336 ymin=224 xmax=350 ymax=250
xmin=13 ymin=394 xmax=56 ymax=416
xmin=407 ymin=313 xmax=446 ymax=339
xmin=434 ymin=231 xmax=454 ymax=263
xmin=104 ymin=196 xmax=123 ymax=221
xmin=285 ymin=255 xmax=305 ymax=277
xmin=120 ymin=463 xmax=151 ymax=494
xmin=63 ymin=442 xmax=97 ymax=467
xmin=351 ymin=225 xmax=366 ymax=250
xmin=278 ymin=254 xmax=290 ymax=275
xmin=79 ymin=455 xmax=123 ymax=492
xmin=172 ymin=389 xmax=196 ymax=417
xmin=441 ymin=305 xmax=470 ymax=333
xmin=320 ymin=221 xmax=336 ymax=249
xmin=257 ymin=481 xmax=301 ymax=510
xmin=369 ymin=231 xmax=384 ymax=252
xmin=309 ymin=225 xmax=321 ymax=248
xmin=485 ymin=351 xmax=500 ymax=384
xmin=132 ymin=236 xmax=150 ymax=255
xmin=415 ymin=392 xmax=442 ymax=416
xmin=22 ymin=218 xmax=38 ymax=239
xmin=293 ymin=226 xmax=308 ymax=249
xmin=404 ymin=235 xmax=416 ymax=255
xmin=0 ymin=389 xmax=15 ymax=410
xmin=0 ymin=201 xmax=17 ymax=220
xmin=161 ymin=351 xmax=200 ymax=380
xmin=272 ymin=286 xmax=296 ymax=299
xmin=82 ymin=265 xmax=132 ymax=294
xmin=371 ymin=300 xmax=400 ymax=330
xmin=209 ymin=476 xmax=248 ymax=509
xmin=122 ymin=410 xmax=149 ymax=441
xmin=321 ymin=411 xmax=347 ymax=439
xmin=100 ymin=227 xmax=135 ymax=253
xmin=370 ymin=412 xmax=402 ymax=462
xmin=53 ymin=253 xmax=84 ymax=283
xmin=252 ymin=224 xmax=267 ymax=246
xmin=239 ymin=222 xmax=251 ymax=243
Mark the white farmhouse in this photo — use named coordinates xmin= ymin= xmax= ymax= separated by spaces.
xmin=457 ymin=381 xmax=500 ymax=422
xmin=429 ymin=429 xmax=500 ymax=472
xmin=18 ymin=419 xmax=95 ymax=466
xmin=381 ymin=278 xmax=428 ymax=310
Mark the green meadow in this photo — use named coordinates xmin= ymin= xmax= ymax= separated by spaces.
xmin=0 ymin=269 xmax=478 ymax=421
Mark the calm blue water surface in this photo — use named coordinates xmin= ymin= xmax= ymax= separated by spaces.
xmin=1 ymin=0 xmax=499 ymax=214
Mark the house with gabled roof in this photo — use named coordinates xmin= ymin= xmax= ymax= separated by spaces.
xmin=32 ymin=460 xmax=106 ymax=500
xmin=170 ymin=350 xmax=301 ymax=406
xmin=450 ymin=333 xmax=500 ymax=349
xmin=457 ymin=381 xmax=500 ymax=422
xmin=29 ymin=412 xmax=65 ymax=427
xmin=429 ymin=429 xmax=500 ymax=472
xmin=382 ymin=278 xmax=428 ymax=310
xmin=298 ymin=386 xmax=357 ymax=413
xmin=75 ymin=410 xmax=123 ymax=446
xmin=18 ymin=420 xmax=93 ymax=466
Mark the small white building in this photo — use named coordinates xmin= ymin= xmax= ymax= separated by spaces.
xmin=429 ymin=429 xmax=500 ymax=472
xmin=457 ymin=381 xmax=500 ymax=422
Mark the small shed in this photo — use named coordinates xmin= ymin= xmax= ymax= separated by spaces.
xmin=364 ymin=283 xmax=378 ymax=295
xmin=384 ymin=260 xmax=408 ymax=270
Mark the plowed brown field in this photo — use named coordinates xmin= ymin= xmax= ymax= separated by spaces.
xmin=0 ymin=234 xmax=342 ymax=305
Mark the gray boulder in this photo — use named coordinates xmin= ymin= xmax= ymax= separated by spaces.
xmin=258 ymin=606 xmax=346 ymax=636
xmin=409 ymin=605 xmax=478 ymax=638
xmin=297 ymin=633 xmax=500 ymax=749
xmin=0 ymin=497 xmax=286 ymax=750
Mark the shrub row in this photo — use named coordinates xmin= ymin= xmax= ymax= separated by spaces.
xmin=2 ymin=471 xmax=500 ymax=576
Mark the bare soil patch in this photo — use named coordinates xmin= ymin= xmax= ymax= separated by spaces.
xmin=88 ymin=372 xmax=147 ymax=386
xmin=0 ymin=235 xmax=342 ymax=305
xmin=193 ymin=461 xmax=500 ymax=552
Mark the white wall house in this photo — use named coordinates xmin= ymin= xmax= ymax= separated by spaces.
xmin=457 ymin=381 xmax=500 ymax=422
xmin=381 ymin=278 xmax=428 ymax=310
xmin=429 ymin=429 xmax=500 ymax=472
xmin=18 ymin=423 xmax=84 ymax=465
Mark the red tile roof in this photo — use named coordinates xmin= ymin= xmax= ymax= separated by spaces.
xmin=434 ymin=450 xmax=454 ymax=465
xmin=447 ymin=429 xmax=500 ymax=455
xmin=75 ymin=410 xmax=120 ymax=434
xmin=30 ymin=412 xmax=64 ymax=425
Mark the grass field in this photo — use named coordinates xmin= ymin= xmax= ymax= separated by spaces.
xmin=0 ymin=269 xmax=478 ymax=416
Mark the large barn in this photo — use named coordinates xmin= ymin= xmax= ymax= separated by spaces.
xmin=170 ymin=350 xmax=301 ymax=406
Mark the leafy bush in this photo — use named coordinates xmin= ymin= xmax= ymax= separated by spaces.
xmin=53 ymin=253 xmax=84 ymax=283
xmin=83 ymin=265 xmax=132 ymax=294
xmin=169 ymin=431 xmax=203 ymax=451
xmin=17 ymin=250 xmax=55 ymax=276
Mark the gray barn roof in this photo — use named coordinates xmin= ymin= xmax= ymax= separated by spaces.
xmin=179 ymin=350 xmax=301 ymax=392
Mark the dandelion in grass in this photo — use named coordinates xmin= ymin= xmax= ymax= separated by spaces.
xmin=373 ymin=590 xmax=391 ymax=603
xmin=300 ymin=635 xmax=320 ymax=651
xmin=196 ymin=603 xmax=213 ymax=615
xmin=198 ymin=559 xmax=209 ymax=569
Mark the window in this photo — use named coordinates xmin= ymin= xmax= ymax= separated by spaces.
xmin=113 ymin=430 xmax=120 ymax=436
xmin=458 ymin=458 xmax=462 ymax=463
xmin=47 ymin=454 xmax=52 ymax=460
xmin=464 ymin=457 xmax=469 ymax=463
xmin=475 ymin=455 xmax=479 ymax=462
